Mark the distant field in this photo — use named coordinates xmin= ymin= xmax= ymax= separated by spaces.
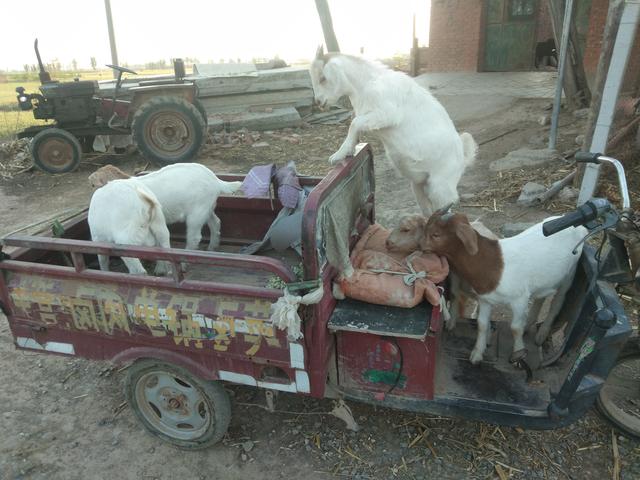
xmin=0 ymin=69 xmax=174 ymax=139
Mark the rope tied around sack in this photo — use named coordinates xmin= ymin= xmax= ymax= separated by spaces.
xmin=368 ymin=254 xmax=429 ymax=286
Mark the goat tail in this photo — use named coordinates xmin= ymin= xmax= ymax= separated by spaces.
xmin=460 ymin=132 xmax=478 ymax=167
xmin=220 ymin=180 xmax=243 ymax=194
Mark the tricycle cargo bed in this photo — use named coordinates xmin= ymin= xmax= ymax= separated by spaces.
xmin=0 ymin=146 xmax=376 ymax=401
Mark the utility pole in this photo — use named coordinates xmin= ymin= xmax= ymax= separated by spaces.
xmin=314 ymin=0 xmax=340 ymax=52
xmin=578 ymin=0 xmax=640 ymax=204
xmin=104 ymin=0 xmax=119 ymax=78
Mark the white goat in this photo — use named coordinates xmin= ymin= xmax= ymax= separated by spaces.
xmin=419 ymin=212 xmax=586 ymax=364
xmin=88 ymin=180 xmax=172 ymax=275
xmin=89 ymin=164 xmax=242 ymax=251
xmin=309 ymin=47 xmax=477 ymax=215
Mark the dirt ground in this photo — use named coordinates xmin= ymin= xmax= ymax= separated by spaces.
xmin=1 ymin=96 xmax=639 ymax=479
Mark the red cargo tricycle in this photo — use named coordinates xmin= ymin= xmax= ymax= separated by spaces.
xmin=0 ymin=146 xmax=637 ymax=448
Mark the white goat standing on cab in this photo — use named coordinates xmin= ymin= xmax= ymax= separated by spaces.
xmin=89 ymin=163 xmax=242 ymax=251
xmin=309 ymin=47 xmax=477 ymax=215
xmin=88 ymin=180 xmax=172 ymax=275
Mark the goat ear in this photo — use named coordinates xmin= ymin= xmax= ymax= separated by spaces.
xmin=315 ymin=45 xmax=325 ymax=60
xmin=455 ymin=222 xmax=479 ymax=255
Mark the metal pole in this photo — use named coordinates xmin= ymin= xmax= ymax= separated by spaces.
xmin=578 ymin=0 xmax=640 ymax=204
xmin=104 ymin=0 xmax=119 ymax=78
xmin=548 ymin=0 xmax=575 ymax=150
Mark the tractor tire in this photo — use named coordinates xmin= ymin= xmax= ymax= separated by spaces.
xmin=125 ymin=359 xmax=231 ymax=449
xmin=192 ymin=98 xmax=209 ymax=136
xmin=131 ymin=96 xmax=205 ymax=165
xmin=30 ymin=128 xmax=82 ymax=174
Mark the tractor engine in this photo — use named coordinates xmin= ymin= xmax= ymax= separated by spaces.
xmin=17 ymin=80 xmax=99 ymax=126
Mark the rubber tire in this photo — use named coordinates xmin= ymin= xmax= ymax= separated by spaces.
xmin=596 ymin=337 xmax=640 ymax=440
xmin=125 ymin=360 xmax=231 ymax=449
xmin=131 ymin=96 xmax=205 ymax=165
xmin=30 ymin=128 xmax=82 ymax=174
xmin=192 ymin=98 xmax=209 ymax=136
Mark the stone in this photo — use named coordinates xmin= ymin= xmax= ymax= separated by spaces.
xmin=241 ymin=440 xmax=254 ymax=453
xmin=490 ymin=148 xmax=560 ymax=171
xmin=501 ymin=222 xmax=536 ymax=238
xmin=251 ymin=141 xmax=270 ymax=148
xmin=575 ymin=134 xmax=585 ymax=146
xmin=558 ymin=186 xmax=578 ymax=202
xmin=517 ymin=182 xmax=546 ymax=205
xmin=460 ymin=192 xmax=476 ymax=201
xmin=538 ymin=115 xmax=550 ymax=126
xmin=573 ymin=108 xmax=590 ymax=119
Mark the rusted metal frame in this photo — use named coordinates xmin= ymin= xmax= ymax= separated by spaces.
xmin=2 ymin=235 xmax=295 ymax=282
xmin=0 ymin=260 xmax=284 ymax=301
xmin=301 ymin=144 xmax=374 ymax=279
xmin=300 ymin=144 xmax=374 ymax=396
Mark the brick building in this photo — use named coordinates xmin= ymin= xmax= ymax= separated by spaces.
xmin=420 ymin=0 xmax=639 ymax=93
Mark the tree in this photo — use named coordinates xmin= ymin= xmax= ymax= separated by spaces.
xmin=90 ymin=57 xmax=97 ymax=70
xmin=72 ymin=59 xmax=78 ymax=71
xmin=23 ymin=64 xmax=29 ymax=73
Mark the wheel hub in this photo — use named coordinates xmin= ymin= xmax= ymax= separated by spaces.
xmin=135 ymin=371 xmax=211 ymax=441
xmin=146 ymin=113 xmax=191 ymax=154
xmin=38 ymin=138 xmax=73 ymax=167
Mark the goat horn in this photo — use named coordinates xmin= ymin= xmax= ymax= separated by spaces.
xmin=315 ymin=44 xmax=325 ymax=59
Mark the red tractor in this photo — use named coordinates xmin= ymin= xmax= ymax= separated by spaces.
xmin=15 ymin=40 xmax=207 ymax=174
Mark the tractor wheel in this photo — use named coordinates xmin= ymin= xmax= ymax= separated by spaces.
xmin=596 ymin=337 xmax=640 ymax=440
xmin=30 ymin=128 xmax=82 ymax=174
xmin=192 ymin=98 xmax=209 ymax=135
xmin=131 ymin=96 xmax=205 ymax=165
xmin=125 ymin=360 xmax=231 ymax=449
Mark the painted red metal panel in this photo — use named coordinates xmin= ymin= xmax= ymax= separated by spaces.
xmin=0 ymin=147 xmax=376 ymax=400
xmin=336 ymin=308 xmax=440 ymax=400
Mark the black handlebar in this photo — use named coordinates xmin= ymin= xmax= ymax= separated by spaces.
xmin=542 ymin=198 xmax=612 ymax=236
xmin=575 ymin=151 xmax=602 ymax=164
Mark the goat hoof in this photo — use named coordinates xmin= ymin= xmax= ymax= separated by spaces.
xmin=509 ymin=348 xmax=527 ymax=363
xmin=469 ymin=349 xmax=483 ymax=365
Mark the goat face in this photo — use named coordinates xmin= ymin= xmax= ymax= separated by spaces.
xmin=88 ymin=164 xmax=130 ymax=189
xmin=309 ymin=47 xmax=346 ymax=108
xmin=386 ymin=215 xmax=426 ymax=253
xmin=420 ymin=213 xmax=479 ymax=256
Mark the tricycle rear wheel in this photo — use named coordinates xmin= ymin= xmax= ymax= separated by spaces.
xmin=125 ymin=360 xmax=231 ymax=449
xmin=596 ymin=337 xmax=640 ymax=439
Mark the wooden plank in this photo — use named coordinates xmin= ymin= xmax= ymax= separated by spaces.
xmin=198 ymin=89 xmax=313 ymax=113
xmin=206 ymin=107 xmax=302 ymax=131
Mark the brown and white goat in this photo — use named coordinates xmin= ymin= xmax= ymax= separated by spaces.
xmin=386 ymin=215 xmax=498 ymax=330
xmin=388 ymin=212 xmax=586 ymax=364
xmin=420 ymin=212 xmax=586 ymax=364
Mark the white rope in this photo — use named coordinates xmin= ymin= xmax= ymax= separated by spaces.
xmin=438 ymin=286 xmax=451 ymax=323
xmin=270 ymin=283 xmax=324 ymax=340
xmin=368 ymin=256 xmax=428 ymax=286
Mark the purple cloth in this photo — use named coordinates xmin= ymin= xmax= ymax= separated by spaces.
xmin=241 ymin=164 xmax=275 ymax=198
xmin=275 ymin=162 xmax=301 ymax=209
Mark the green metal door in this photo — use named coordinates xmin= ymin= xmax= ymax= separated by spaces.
xmin=484 ymin=0 xmax=538 ymax=71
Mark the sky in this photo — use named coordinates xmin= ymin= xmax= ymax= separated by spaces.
xmin=0 ymin=0 xmax=430 ymax=72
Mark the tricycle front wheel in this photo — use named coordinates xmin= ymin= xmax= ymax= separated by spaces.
xmin=596 ymin=338 xmax=640 ymax=439
xmin=125 ymin=360 xmax=231 ymax=449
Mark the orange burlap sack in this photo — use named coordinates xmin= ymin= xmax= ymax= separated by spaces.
xmin=338 ymin=224 xmax=449 ymax=308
